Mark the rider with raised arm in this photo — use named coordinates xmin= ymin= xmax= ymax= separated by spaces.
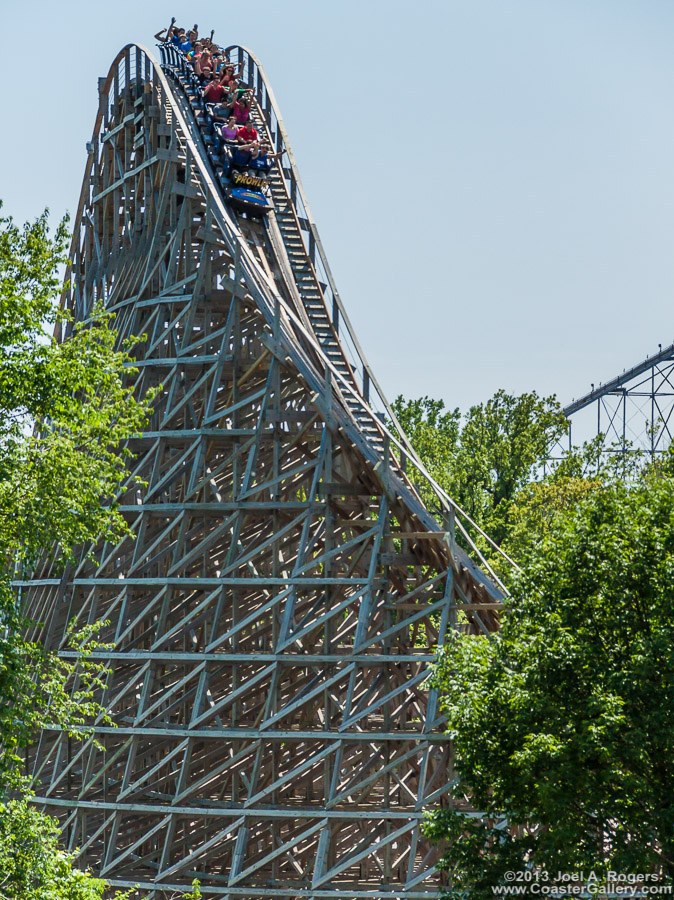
xmin=154 ymin=16 xmax=177 ymax=43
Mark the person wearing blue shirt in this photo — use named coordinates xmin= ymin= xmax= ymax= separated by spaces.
xmin=154 ymin=17 xmax=183 ymax=44
xmin=179 ymin=28 xmax=198 ymax=54
xmin=232 ymin=146 xmax=253 ymax=168
xmin=250 ymin=143 xmax=282 ymax=171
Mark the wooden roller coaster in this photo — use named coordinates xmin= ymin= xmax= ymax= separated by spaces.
xmin=20 ymin=42 xmax=503 ymax=900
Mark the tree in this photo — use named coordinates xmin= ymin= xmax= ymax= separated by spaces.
xmin=424 ymin=457 xmax=674 ymax=895
xmin=0 ymin=206 xmax=154 ymax=778
xmin=0 ymin=209 xmax=150 ymax=573
xmin=453 ymin=390 xmax=568 ymax=540
xmin=0 ymin=797 xmax=201 ymax=899
xmin=0 ymin=206 xmax=154 ymax=896
xmin=0 ymin=799 xmax=113 ymax=900
xmin=491 ymin=436 xmax=618 ymax=564
xmin=393 ymin=390 xmax=568 ymax=545
xmin=391 ymin=395 xmax=460 ymax=513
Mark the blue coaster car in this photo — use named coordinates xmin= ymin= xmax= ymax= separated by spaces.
xmin=224 ymin=156 xmax=273 ymax=217
xmin=226 ymin=186 xmax=273 ymax=217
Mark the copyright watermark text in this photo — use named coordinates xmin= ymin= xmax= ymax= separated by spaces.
xmin=493 ymin=872 xmax=672 ymax=897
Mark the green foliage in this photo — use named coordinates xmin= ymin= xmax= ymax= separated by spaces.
xmin=0 ymin=797 xmax=130 ymax=900
xmin=392 ymin=390 xmax=568 ymax=545
xmin=424 ymin=460 xmax=674 ymax=893
xmin=495 ymin=473 xmax=599 ymax=562
xmin=392 ymin=396 xmax=461 ymax=478
xmin=493 ymin=439 xmax=642 ymax=566
xmin=0 ymin=616 xmax=114 ymax=784
xmin=0 ymin=210 xmax=152 ymax=568
xmin=0 ymin=208 xmax=68 ymax=346
xmin=0 ymin=208 xmax=153 ymax=764
xmin=455 ymin=391 xmax=567 ymax=533
xmin=0 ymin=206 xmax=154 ymax=895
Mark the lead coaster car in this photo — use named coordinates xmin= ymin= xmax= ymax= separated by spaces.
xmin=225 ymin=167 xmax=273 ymax=217
xmin=226 ymin=186 xmax=273 ymax=217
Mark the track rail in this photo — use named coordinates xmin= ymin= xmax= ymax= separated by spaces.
xmin=157 ymin=41 xmax=514 ymax=589
xmin=558 ymin=342 xmax=674 ymax=458
xmin=159 ymin=43 xmax=387 ymax=454
xmin=564 ymin=342 xmax=674 ymax=416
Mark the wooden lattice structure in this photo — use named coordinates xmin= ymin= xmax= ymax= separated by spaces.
xmin=21 ymin=43 xmax=502 ymax=899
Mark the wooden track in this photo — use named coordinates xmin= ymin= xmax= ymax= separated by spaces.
xmin=21 ymin=43 xmax=502 ymax=900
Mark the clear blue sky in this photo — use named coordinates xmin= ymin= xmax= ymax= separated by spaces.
xmin=2 ymin=0 xmax=674 ymax=415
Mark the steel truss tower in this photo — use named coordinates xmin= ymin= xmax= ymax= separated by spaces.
xmin=562 ymin=342 xmax=674 ymax=457
xmin=21 ymin=44 xmax=501 ymax=899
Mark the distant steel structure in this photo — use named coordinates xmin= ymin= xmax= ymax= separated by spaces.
xmin=561 ymin=343 xmax=674 ymax=457
xmin=21 ymin=43 xmax=503 ymax=899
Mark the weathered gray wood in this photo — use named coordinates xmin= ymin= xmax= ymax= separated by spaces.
xmin=20 ymin=42 xmax=502 ymax=900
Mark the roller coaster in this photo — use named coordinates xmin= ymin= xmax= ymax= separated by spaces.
xmin=20 ymin=42 xmax=505 ymax=899
xmin=562 ymin=341 xmax=674 ymax=457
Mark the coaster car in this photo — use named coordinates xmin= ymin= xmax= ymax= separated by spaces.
xmin=222 ymin=148 xmax=273 ymax=217
xmin=226 ymin=186 xmax=273 ymax=217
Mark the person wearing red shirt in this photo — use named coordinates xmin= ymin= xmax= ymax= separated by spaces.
xmin=204 ymin=74 xmax=229 ymax=104
xmin=236 ymin=123 xmax=258 ymax=144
